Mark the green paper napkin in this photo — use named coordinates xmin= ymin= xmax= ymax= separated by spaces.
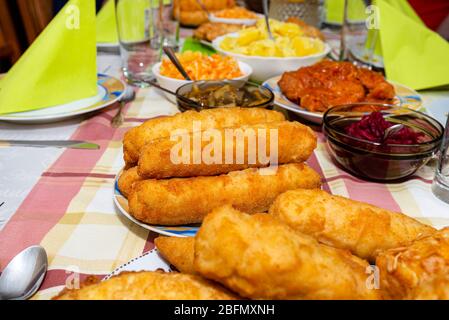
xmin=366 ymin=0 xmax=423 ymax=56
xmin=0 ymin=0 xmax=97 ymax=115
xmin=182 ymin=37 xmax=217 ymax=55
xmin=116 ymin=0 xmax=151 ymax=42
xmin=376 ymin=0 xmax=449 ymax=90
xmin=325 ymin=0 xmax=367 ymax=24
xmin=114 ymin=0 xmax=173 ymax=43
xmin=379 ymin=0 xmax=423 ymax=24
xmin=96 ymin=0 xmax=118 ymax=44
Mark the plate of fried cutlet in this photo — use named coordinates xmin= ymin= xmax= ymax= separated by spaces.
xmin=114 ymin=107 xmax=321 ymax=237
xmin=54 ymin=188 xmax=447 ymax=300
xmin=263 ymin=60 xmax=422 ymax=124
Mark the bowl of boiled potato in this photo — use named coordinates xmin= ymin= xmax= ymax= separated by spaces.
xmin=212 ymin=19 xmax=331 ymax=82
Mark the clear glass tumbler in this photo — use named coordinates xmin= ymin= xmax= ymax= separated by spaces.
xmin=269 ymin=0 xmax=324 ymax=28
xmin=340 ymin=0 xmax=374 ymax=64
xmin=115 ymin=0 xmax=161 ymax=86
xmin=432 ymin=116 xmax=449 ymax=204
xmin=154 ymin=0 xmax=180 ymax=51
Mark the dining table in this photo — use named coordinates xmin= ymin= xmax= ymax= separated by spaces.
xmin=1 ymin=29 xmax=449 ymax=300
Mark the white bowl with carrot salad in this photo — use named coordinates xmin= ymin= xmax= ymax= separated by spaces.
xmin=152 ymin=51 xmax=252 ymax=102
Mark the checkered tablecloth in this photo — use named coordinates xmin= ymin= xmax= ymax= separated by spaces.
xmin=1 ymin=56 xmax=449 ymax=300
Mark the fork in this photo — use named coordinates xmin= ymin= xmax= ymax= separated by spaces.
xmin=111 ymin=86 xmax=135 ymax=128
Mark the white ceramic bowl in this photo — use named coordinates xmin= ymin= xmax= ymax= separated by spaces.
xmin=152 ymin=60 xmax=253 ymax=102
xmin=208 ymin=13 xmax=263 ymax=26
xmin=212 ymin=33 xmax=331 ymax=83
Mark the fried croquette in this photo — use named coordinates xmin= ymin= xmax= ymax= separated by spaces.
xmin=123 ymin=107 xmax=285 ymax=166
xmin=129 ymin=163 xmax=321 ymax=225
xmin=269 ymin=189 xmax=435 ymax=262
xmin=53 ymin=271 xmax=237 ymax=300
xmin=155 ymin=236 xmax=196 ymax=274
xmin=405 ymin=275 xmax=449 ymax=300
xmin=376 ymin=227 xmax=449 ymax=299
xmin=117 ymin=167 xmax=143 ymax=198
xmin=194 ymin=205 xmax=382 ymax=300
xmin=137 ymin=121 xmax=317 ymax=179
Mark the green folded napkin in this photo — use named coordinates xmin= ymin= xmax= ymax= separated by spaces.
xmin=325 ymin=0 xmax=367 ymax=24
xmin=96 ymin=0 xmax=118 ymax=44
xmin=182 ymin=37 xmax=217 ymax=55
xmin=114 ymin=0 xmax=172 ymax=43
xmin=366 ymin=0 xmax=423 ymax=56
xmin=379 ymin=0 xmax=423 ymax=24
xmin=375 ymin=0 xmax=449 ymax=90
xmin=0 ymin=0 xmax=97 ymax=115
xmin=115 ymin=0 xmax=150 ymax=42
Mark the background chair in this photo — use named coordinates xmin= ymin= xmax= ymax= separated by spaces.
xmin=17 ymin=0 xmax=54 ymax=45
xmin=0 ymin=0 xmax=22 ymax=66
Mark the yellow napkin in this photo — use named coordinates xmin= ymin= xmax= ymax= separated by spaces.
xmin=380 ymin=0 xmax=423 ymax=24
xmin=0 ymin=0 xmax=97 ymax=115
xmin=116 ymin=0 xmax=152 ymax=42
xmin=96 ymin=0 xmax=118 ymax=44
xmin=376 ymin=0 xmax=449 ymax=90
xmin=325 ymin=0 xmax=367 ymax=24
xmin=366 ymin=0 xmax=423 ymax=56
xmin=103 ymin=0 xmax=174 ymax=43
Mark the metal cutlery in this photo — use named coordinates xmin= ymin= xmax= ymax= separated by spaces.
xmin=0 ymin=140 xmax=100 ymax=149
xmin=0 ymin=246 xmax=47 ymax=300
xmin=262 ymin=0 xmax=275 ymax=41
xmin=111 ymin=86 xmax=136 ymax=128
xmin=163 ymin=46 xmax=192 ymax=81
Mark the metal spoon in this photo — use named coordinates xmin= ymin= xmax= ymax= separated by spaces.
xmin=111 ymin=86 xmax=136 ymax=128
xmin=163 ymin=46 xmax=192 ymax=81
xmin=0 ymin=245 xmax=47 ymax=300
xmin=162 ymin=46 xmax=207 ymax=104
xmin=383 ymin=124 xmax=405 ymax=142
xmin=262 ymin=0 xmax=274 ymax=41
xmin=144 ymin=79 xmax=203 ymax=110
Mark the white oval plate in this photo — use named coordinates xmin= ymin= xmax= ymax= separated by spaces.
xmin=209 ymin=13 xmax=263 ymax=26
xmin=97 ymin=42 xmax=120 ymax=49
xmin=0 ymin=74 xmax=126 ymax=124
xmin=350 ymin=43 xmax=384 ymax=69
xmin=113 ymin=170 xmax=199 ymax=237
xmin=104 ymin=248 xmax=172 ymax=280
xmin=262 ymin=75 xmax=423 ymax=124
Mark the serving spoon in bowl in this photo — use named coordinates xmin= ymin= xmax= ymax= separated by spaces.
xmin=382 ymin=124 xmax=405 ymax=142
xmin=162 ymin=46 xmax=192 ymax=81
xmin=262 ymin=0 xmax=274 ymax=41
xmin=144 ymin=78 xmax=203 ymax=110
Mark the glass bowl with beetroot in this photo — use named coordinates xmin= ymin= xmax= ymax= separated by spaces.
xmin=323 ymin=103 xmax=444 ymax=182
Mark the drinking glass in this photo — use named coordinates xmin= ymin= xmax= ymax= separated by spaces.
xmin=115 ymin=0 xmax=161 ymax=86
xmin=269 ymin=0 xmax=325 ymax=28
xmin=432 ymin=116 xmax=449 ymax=204
xmin=155 ymin=0 xmax=180 ymax=50
xmin=340 ymin=0 xmax=373 ymax=63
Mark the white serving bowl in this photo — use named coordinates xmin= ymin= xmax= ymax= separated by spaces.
xmin=208 ymin=13 xmax=263 ymax=26
xmin=212 ymin=33 xmax=331 ymax=83
xmin=152 ymin=60 xmax=253 ymax=102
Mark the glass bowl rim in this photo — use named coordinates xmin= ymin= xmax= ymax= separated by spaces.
xmin=323 ymin=103 xmax=444 ymax=149
xmin=175 ymin=79 xmax=275 ymax=109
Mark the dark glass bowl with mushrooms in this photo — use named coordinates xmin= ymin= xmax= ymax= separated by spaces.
xmin=175 ymin=80 xmax=274 ymax=111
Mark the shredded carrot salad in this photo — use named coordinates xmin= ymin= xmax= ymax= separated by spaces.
xmin=159 ymin=51 xmax=243 ymax=80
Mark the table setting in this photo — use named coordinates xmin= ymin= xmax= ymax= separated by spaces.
xmin=1 ymin=0 xmax=449 ymax=302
